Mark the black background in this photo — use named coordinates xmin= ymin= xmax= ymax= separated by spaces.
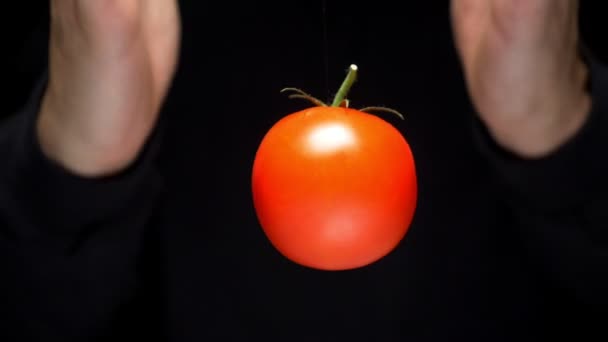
xmin=4 ymin=1 xmax=608 ymax=340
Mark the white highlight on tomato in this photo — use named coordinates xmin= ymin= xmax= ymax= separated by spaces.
xmin=307 ymin=123 xmax=355 ymax=154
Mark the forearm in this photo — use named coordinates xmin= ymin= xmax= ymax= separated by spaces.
xmin=0 ymin=79 xmax=164 ymax=340
xmin=473 ymin=56 xmax=608 ymax=309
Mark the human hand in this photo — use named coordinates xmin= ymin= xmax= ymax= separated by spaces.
xmin=38 ymin=0 xmax=181 ymax=176
xmin=451 ymin=0 xmax=591 ymax=158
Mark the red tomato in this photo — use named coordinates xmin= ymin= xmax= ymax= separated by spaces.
xmin=251 ymin=106 xmax=417 ymax=271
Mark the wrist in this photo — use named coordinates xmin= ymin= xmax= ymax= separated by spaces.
xmin=483 ymin=60 xmax=592 ymax=159
xmin=36 ymin=92 xmax=136 ymax=178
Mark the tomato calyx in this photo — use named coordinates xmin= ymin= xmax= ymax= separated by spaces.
xmin=280 ymin=87 xmax=327 ymax=107
xmin=280 ymin=64 xmax=404 ymax=120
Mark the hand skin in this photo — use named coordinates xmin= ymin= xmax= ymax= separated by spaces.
xmin=37 ymin=0 xmax=181 ymax=177
xmin=450 ymin=0 xmax=591 ymax=158
xmin=36 ymin=1 xmax=590 ymax=178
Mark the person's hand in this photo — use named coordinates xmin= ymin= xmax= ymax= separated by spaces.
xmin=38 ymin=0 xmax=181 ymax=177
xmin=450 ymin=0 xmax=591 ymax=158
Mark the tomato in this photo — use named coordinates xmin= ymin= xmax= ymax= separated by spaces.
xmin=251 ymin=65 xmax=417 ymax=271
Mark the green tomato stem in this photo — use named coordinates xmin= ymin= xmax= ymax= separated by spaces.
xmin=331 ymin=64 xmax=358 ymax=107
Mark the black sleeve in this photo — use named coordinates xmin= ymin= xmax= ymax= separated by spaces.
xmin=0 ymin=76 xmax=165 ymax=341
xmin=472 ymin=56 xmax=608 ymax=319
